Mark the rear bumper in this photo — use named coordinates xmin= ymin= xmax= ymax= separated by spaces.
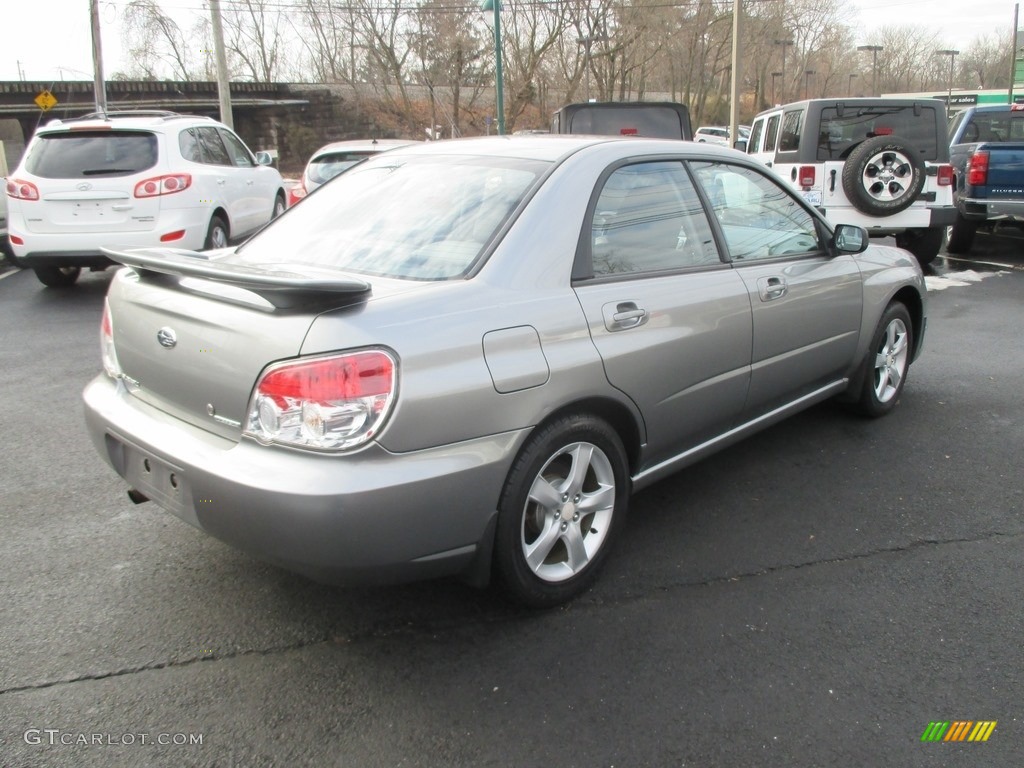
xmin=83 ymin=374 xmax=522 ymax=586
xmin=8 ymin=208 xmax=210 ymax=262
xmin=960 ymin=198 xmax=1024 ymax=223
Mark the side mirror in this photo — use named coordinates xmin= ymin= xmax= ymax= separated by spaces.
xmin=255 ymin=151 xmax=273 ymax=166
xmin=733 ymin=140 xmax=747 ymax=152
xmin=832 ymin=224 xmax=869 ymax=254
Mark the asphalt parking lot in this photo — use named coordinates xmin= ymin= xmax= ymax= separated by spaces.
xmin=1 ymin=233 xmax=1022 ymax=767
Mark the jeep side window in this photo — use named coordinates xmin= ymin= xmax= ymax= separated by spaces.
xmin=746 ymin=120 xmax=764 ymax=154
xmin=778 ymin=111 xmax=803 ymax=153
xmin=764 ymin=115 xmax=781 ymax=153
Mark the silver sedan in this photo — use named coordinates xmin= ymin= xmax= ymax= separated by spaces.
xmin=84 ymin=136 xmax=925 ymax=607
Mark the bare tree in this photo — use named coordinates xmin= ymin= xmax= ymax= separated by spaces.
xmin=120 ymin=0 xmax=195 ymax=80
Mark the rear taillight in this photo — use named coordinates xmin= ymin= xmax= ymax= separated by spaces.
xmin=6 ymin=178 xmax=39 ymax=200
xmin=936 ymin=164 xmax=954 ymax=186
xmin=245 ymin=350 xmax=397 ymax=451
xmin=134 ymin=174 xmax=192 ymax=198
xmin=967 ymin=151 xmax=989 ymax=187
xmin=798 ymin=166 xmax=816 ymax=187
xmin=100 ymin=299 xmax=122 ymax=378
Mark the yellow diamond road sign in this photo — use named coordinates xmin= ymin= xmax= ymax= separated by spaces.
xmin=35 ymin=90 xmax=58 ymax=111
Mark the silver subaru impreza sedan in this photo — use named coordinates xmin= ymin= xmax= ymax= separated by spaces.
xmin=84 ymin=135 xmax=926 ymax=607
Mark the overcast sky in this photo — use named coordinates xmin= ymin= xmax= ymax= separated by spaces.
xmin=1 ymin=0 xmax=1019 ymax=82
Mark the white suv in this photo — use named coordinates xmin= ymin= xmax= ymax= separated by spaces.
xmin=744 ymin=98 xmax=955 ymax=264
xmin=6 ymin=111 xmax=286 ymax=286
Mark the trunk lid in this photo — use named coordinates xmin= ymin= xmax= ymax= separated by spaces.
xmin=104 ymin=249 xmax=375 ymax=441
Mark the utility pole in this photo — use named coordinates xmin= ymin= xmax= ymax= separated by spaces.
xmin=210 ymin=0 xmax=234 ymax=128
xmin=89 ymin=0 xmax=107 ymax=113
xmin=728 ymin=0 xmax=741 ymax=147
xmin=1009 ymin=3 xmax=1019 ymax=104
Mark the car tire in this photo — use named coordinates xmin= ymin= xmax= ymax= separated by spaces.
xmin=272 ymin=192 xmax=286 ymax=219
xmin=854 ymin=302 xmax=913 ymax=418
xmin=945 ymin=212 xmax=977 ymax=254
xmin=494 ymin=413 xmax=630 ymax=608
xmin=204 ymin=215 xmax=229 ymax=250
xmin=33 ymin=266 xmax=81 ymax=287
xmin=841 ymin=136 xmax=926 ymax=216
xmin=894 ymin=227 xmax=943 ymax=265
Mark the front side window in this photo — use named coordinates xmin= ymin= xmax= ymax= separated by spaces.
xmin=589 ymin=161 xmax=721 ymax=276
xmin=690 ymin=162 xmax=822 ymax=262
xmin=25 ymin=131 xmax=158 ymax=178
xmin=233 ymin=154 xmax=546 ymax=280
xmin=219 ymin=130 xmax=255 ymax=167
xmin=746 ymin=119 xmax=764 ymax=154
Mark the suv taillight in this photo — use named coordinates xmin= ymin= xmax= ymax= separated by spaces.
xmin=100 ymin=299 xmax=122 ymax=379
xmin=245 ymin=350 xmax=397 ymax=451
xmin=798 ymin=166 xmax=816 ymax=187
xmin=967 ymin=151 xmax=989 ymax=187
xmin=134 ymin=174 xmax=192 ymax=198
xmin=936 ymin=164 xmax=953 ymax=186
xmin=6 ymin=178 xmax=39 ymax=200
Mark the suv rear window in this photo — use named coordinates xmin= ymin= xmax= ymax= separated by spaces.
xmin=25 ymin=131 xmax=159 ymax=178
xmin=817 ymin=106 xmax=940 ymax=161
xmin=308 ymin=152 xmax=376 ymax=184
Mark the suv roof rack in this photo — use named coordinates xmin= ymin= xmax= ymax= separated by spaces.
xmin=64 ymin=110 xmax=215 ymax=123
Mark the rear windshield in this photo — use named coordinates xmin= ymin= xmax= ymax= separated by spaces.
xmin=307 ymin=151 xmax=377 ymax=184
xmin=25 ymin=131 xmax=159 ymax=178
xmin=817 ymin=106 xmax=940 ymax=161
xmin=234 ymin=154 xmax=548 ymax=280
xmin=563 ymin=106 xmax=688 ymax=139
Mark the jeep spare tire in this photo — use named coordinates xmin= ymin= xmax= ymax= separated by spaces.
xmin=841 ymin=135 xmax=926 ymax=216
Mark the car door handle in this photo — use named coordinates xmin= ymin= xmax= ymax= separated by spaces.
xmin=217 ymin=179 xmax=227 ymax=186
xmin=246 ymin=180 xmax=255 ymax=186
xmin=757 ymin=276 xmax=788 ymax=301
xmin=603 ymin=301 xmax=649 ymax=331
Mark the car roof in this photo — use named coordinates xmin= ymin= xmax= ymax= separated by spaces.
xmin=753 ymin=97 xmax=946 ymax=119
xmin=373 ymin=134 xmax=670 ymax=163
xmin=38 ymin=112 xmax=218 ymax=133
xmin=309 ymin=138 xmax=422 ymax=158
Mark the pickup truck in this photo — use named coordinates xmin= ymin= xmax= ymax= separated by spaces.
xmin=946 ymin=103 xmax=1024 ymax=253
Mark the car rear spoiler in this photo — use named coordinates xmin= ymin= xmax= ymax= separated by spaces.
xmin=102 ymin=247 xmax=371 ymax=310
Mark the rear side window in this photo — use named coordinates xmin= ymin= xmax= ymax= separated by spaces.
xmin=25 ymin=131 xmax=158 ymax=178
xmin=589 ymin=161 xmax=721 ymax=276
xmin=817 ymin=105 xmax=941 ymax=160
xmin=764 ymin=115 xmax=781 ymax=153
xmin=778 ymin=111 xmax=803 ymax=153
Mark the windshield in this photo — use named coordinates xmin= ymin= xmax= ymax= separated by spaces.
xmin=234 ymin=153 xmax=548 ymax=280
xmin=26 ymin=131 xmax=158 ymax=178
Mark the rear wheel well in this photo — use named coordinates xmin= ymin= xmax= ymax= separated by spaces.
xmin=524 ymin=397 xmax=643 ymax=479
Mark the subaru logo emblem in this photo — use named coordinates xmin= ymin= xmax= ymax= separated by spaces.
xmin=76 ymin=181 xmax=92 ymax=191
xmin=156 ymin=327 xmax=177 ymax=349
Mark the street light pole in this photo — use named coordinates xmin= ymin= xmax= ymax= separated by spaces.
xmin=771 ymin=71 xmax=781 ymax=105
xmin=936 ymin=48 xmax=960 ymax=103
xmin=774 ymin=39 xmax=794 ymax=103
xmin=578 ymin=34 xmax=609 ymax=102
xmin=481 ymin=0 xmax=505 ymax=135
xmin=804 ymin=69 xmax=815 ymax=100
xmin=848 ymin=72 xmax=858 ymax=97
xmin=857 ymin=44 xmax=884 ymax=96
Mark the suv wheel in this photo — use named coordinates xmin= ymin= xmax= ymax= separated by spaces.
xmin=842 ymin=136 xmax=926 ymax=216
xmin=204 ymin=216 xmax=229 ymax=250
xmin=34 ymin=266 xmax=81 ymax=287
xmin=894 ymin=227 xmax=943 ymax=265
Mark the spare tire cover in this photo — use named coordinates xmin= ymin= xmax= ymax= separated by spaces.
xmin=841 ymin=135 xmax=926 ymax=216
